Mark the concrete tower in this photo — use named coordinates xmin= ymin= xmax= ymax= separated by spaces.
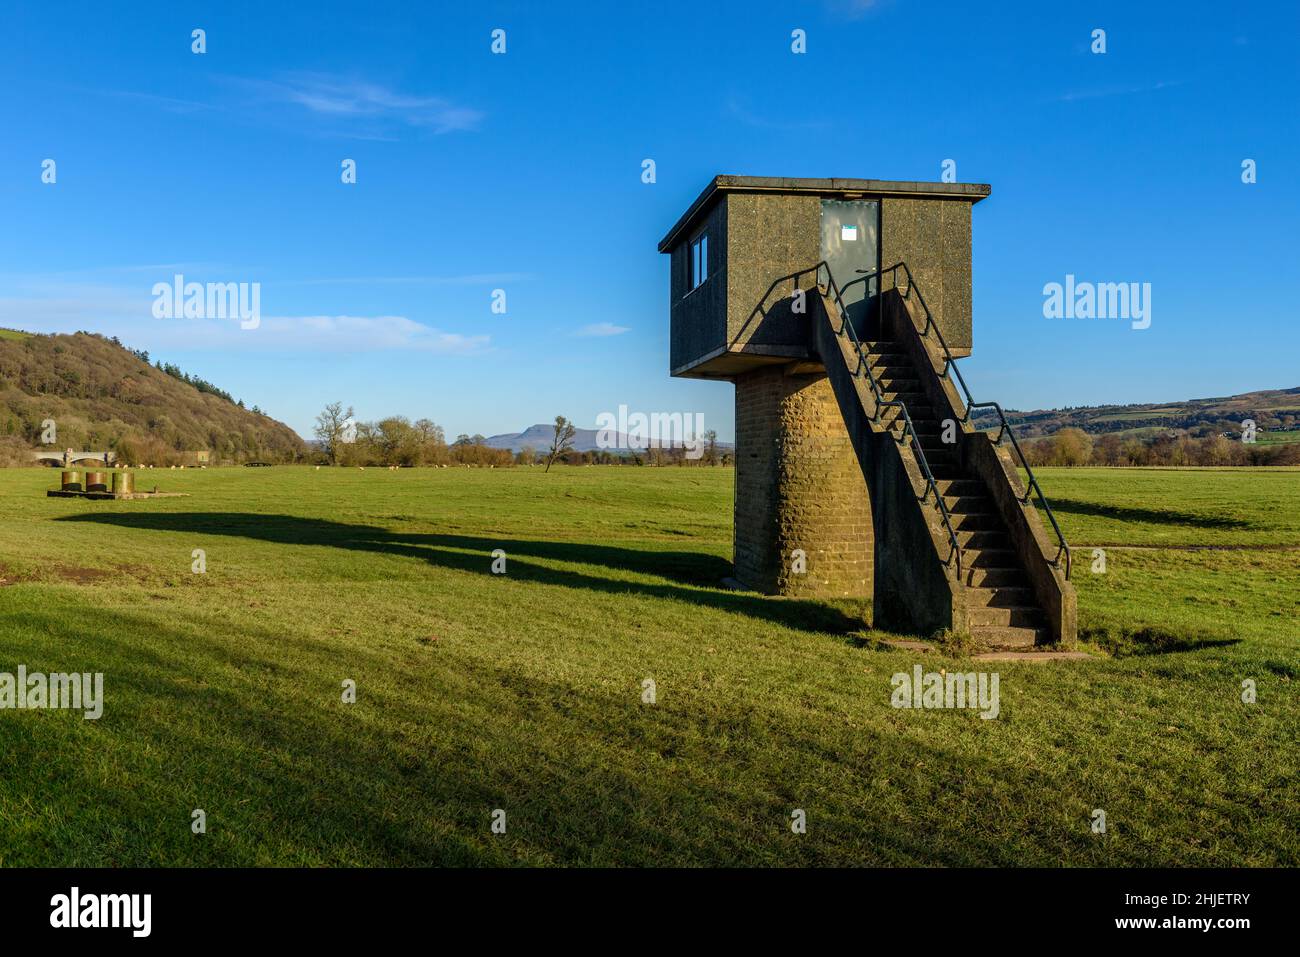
xmin=659 ymin=176 xmax=984 ymax=600
xmin=659 ymin=176 xmax=1075 ymax=647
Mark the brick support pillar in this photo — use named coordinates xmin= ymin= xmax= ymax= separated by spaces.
xmin=733 ymin=365 xmax=872 ymax=598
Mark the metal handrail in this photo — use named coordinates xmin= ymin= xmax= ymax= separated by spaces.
xmin=743 ymin=261 xmax=964 ymax=579
xmin=860 ymin=261 xmax=1072 ymax=579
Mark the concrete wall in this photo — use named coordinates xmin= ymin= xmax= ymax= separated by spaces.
xmin=725 ymin=193 xmax=821 ymax=353
xmin=734 ymin=364 xmax=872 ymax=597
xmin=879 ymin=197 xmax=973 ymax=355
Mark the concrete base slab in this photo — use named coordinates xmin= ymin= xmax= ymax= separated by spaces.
xmin=972 ymin=650 xmax=1093 ymax=662
xmin=879 ymin=639 xmax=936 ymax=653
xmin=47 ymin=490 xmax=188 ymax=500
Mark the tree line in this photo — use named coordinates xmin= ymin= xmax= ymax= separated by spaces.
xmin=312 ymin=405 xmax=734 ymax=468
xmin=1019 ymin=427 xmax=1300 ymax=467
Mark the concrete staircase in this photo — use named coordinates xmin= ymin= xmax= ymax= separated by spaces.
xmin=869 ymin=346 xmax=1052 ymax=649
xmin=812 ymin=275 xmax=1076 ymax=650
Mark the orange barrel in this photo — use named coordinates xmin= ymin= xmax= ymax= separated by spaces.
xmin=112 ymin=471 xmax=134 ymax=495
xmin=61 ymin=471 xmax=81 ymax=491
xmin=85 ymin=471 xmax=108 ymax=492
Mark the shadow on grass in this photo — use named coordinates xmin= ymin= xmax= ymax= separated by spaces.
xmin=1047 ymin=497 xmax=1251 ymax=530
xmin=1080 ymin=622 xmax=1241 ymax=658
xmin=0 ymin=601 xmax=1116 ymax=866
xmin=55 ymin=511 xmax=864 ymax=635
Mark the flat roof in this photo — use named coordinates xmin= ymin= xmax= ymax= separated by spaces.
xmin=657 ymin=175 xmax=991 ymax=252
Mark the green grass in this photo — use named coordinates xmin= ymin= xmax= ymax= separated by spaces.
xmin=0 ymin=328 xmax=32 ymax=342
xmin=1257 ymin=430 xmax=1300 ymax=445
xmin=0 ymin=465 xmax=1296 ymax=866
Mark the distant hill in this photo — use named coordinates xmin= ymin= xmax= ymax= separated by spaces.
xmin=0 ymin=329 xmax=306 ymax=465
xmin=485 ymin=423 xmax=734 ymax=454
xmin=973 ymin=387 xmax=1300 ymax=441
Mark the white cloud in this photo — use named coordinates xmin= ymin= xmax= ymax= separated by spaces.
xmin=0 ymin=284 xmax=488 ymax=355
xmin=574 ymin=322 xmax=630 ymax=337
xmin=224 ymin=73 xmax=484 ymax=134
xmin=253 ymin=315 xmax=489 ymax=353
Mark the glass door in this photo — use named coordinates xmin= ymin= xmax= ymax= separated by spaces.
xmin=819 ymin=199 xmax=880 ymax=341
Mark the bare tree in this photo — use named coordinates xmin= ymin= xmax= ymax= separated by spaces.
xmin=544 ymin=415 xmax=576 ymax=472
xmin=314 ymin=401 xmax=354 ymax=465
xmin=703 ymin=429 xmax=719 ymax=466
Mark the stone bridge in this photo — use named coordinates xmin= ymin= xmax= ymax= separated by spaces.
xmin=31 ymin=449 xmax=117 ymax=466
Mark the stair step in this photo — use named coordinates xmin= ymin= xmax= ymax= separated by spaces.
xmin=880 ymin=402 xmax=929 ymax=415
xmin=867 ymin=359 xmax=912 ymax=374
xmin=935 ymin=478 xmax=983 ymax=495
xmin=883 ymin=403 xmax=935 ymax=418
xmin=942 ymin=494 xmax=993 ymax=513
xmin=867 ymin=354 xmax=913 ymax=366
xmin=956 ymin=529 xmax=1010 ymax=548
xmin=963 ymin=548 xmax=1018 ymax=567
xmin=967 ymin=586 xmax=1035 ymax=608
xmin=965 ymin=566 xmax=1029 ymax=588
xmin=970 ymin=604 xmax=1045 ymax=628
xmin=918 ymin=449 xmax=958 ymax=465
xmin=970 ymin=625 xmax=1048 ymax=650
xmin=951 ymin=512 xmax=1002 ymax=531
xmin=881 ymin=396 xmax=933 ymax=409
xmin=889 ymin=421 xmax=942 ymax=437
xmin=875 ymin=378 xmax=923 ymax=392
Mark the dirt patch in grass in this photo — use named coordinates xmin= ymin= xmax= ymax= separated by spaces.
xmin=0 ymin=561 xmax=115 ymax=586
xmin=52 ymin=564 xmax=114 ymax=584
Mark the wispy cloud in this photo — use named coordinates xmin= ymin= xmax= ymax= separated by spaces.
xmin=724 ymin=96 xmax=829 ymax=132
xmin=250 ymin=315 xmax=490 ymax=353
xmin=574 ymin=322 xmax=630 ymax=338
xmin=276 ymin=272 xmax=535 ymax=288
xmin=223 ymin=72 xmax=484 ymax=134
xmin=1052 ymin=80 xmax=1184 ymax=103
xmin=87 ymin=88 xmax=219 ymax=115
xmin=86 ymin=73 xmax=483 ymax=139
xmin=825 ymin=0 xmax=885 ymax=20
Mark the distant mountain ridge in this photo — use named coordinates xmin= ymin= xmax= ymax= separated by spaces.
xmin=485 ymin=423 xmax=734 ymax=454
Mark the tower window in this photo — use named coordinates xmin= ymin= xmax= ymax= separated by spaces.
xmin=690 ymin=233 xmax=708 ymax=290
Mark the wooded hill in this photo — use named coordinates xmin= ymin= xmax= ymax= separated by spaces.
xmin=0 ymin=329 xmax=306 ymax=465
xmin=971 ymin=386 xmax=1300 ymax=440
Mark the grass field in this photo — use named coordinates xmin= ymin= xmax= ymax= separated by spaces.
xmin=1257 ymin=430 xmax=1300 ymax=445
xmin=0 ymin=465 xmax=1296 ymax=866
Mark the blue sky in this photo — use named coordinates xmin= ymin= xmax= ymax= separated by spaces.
xmin=2 ymin=0 xmax=1296 ymax=441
